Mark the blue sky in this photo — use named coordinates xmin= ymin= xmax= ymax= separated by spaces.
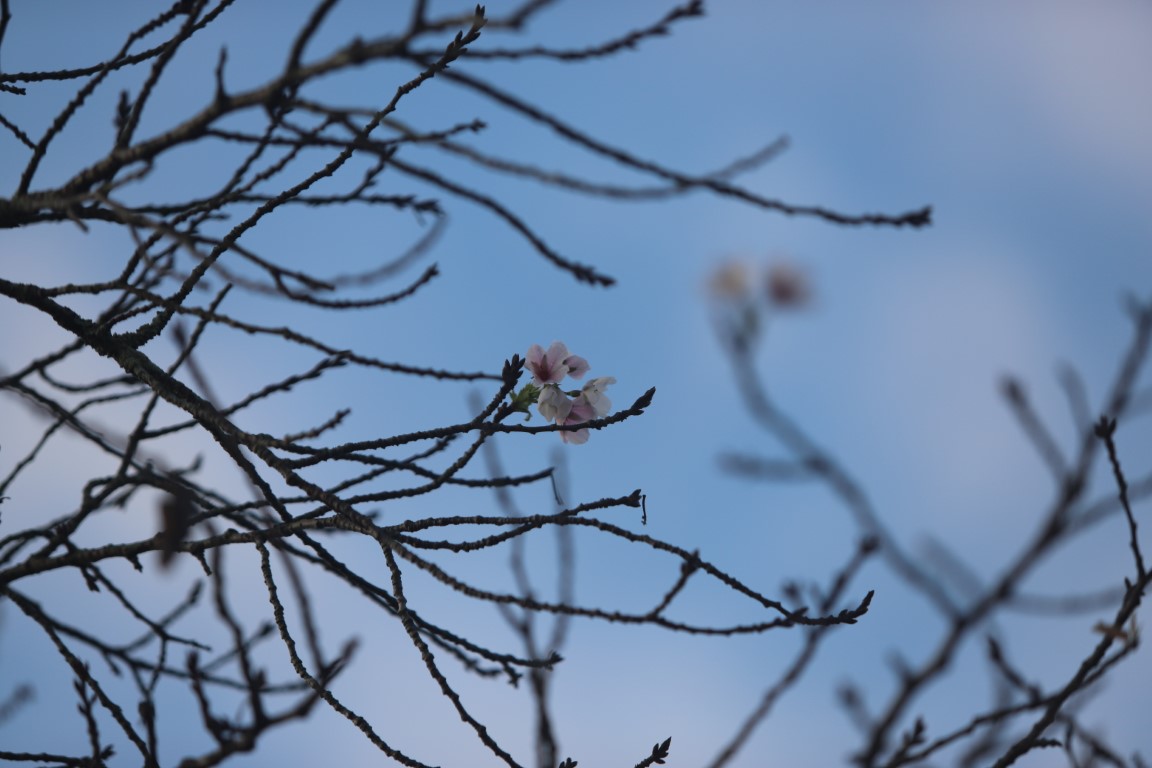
xmin=2 ymin=1 xmax=1150 ymax=766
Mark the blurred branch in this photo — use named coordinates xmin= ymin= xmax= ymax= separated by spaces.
xmin=713 ymin=270 xmax=1151 ymax=765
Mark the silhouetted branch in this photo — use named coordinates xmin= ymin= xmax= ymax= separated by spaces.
xmin=0 ymin=1 xmax=947 ymax=764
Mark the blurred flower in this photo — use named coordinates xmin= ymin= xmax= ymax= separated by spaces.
xmin=706 ymin=256 xmax=811 ymax=352
xmin=765 ymin=261 xmax=810 ymax=309
xmin=707 ymin=259 xmax=759 ymax=347
xmin=707 ymin=259 xmax=752 ymax=301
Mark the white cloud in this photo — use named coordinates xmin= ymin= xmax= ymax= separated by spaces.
xmin=935 ymin=2 xmax=1152 ymax=186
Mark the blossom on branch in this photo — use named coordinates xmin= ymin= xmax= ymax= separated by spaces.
xmin=558 ymin=376 xmax=616 ymax=444
xmin=537 ymin=383 xmax=573 ymax=423
xmin=708 ymin=259 xmax=752 ymax=301
xmin=514 ymin=343 xmax=617 ymax=444
xmin=559 ymin=396 xmax=597 ymax=445
xmin=706 ymin=255 xmax=812 ymax=351
xmin=580 ymin=376 xmax=616 ymax=417
xmin=526 ymin=341 xmax=588 ymax=385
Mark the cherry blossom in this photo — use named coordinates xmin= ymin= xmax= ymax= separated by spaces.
xmin=517 ymin=342 xmax=615 ymax=444
xmin=525 ymin=341 xmax=588 ymax=385
xmin=537 ymin=384 xmax=573 ymax=423
xmin=558 ymin=396 xmax=596 ymax=445
xmin=564 ymin=353 xmax=590 ymax=380
xmin=765 ymin=261 xmax=810 ymax=309
xmin=580 ymin=376 xmax=616 ymax=417
xmin=708 ymin=259 xmax=752 ymax=301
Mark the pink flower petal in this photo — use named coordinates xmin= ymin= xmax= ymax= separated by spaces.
xmin=537 ymin=385 xmax=573 ymax=423
xmin=545 ymin=340 xmax=570 ymax=363
xmin=560 ymin=427 xmax=589 ymax=444
xmin=564 ymin=354 xmax=590 ymax=379
xmin=567 ymin=398 xmax=595 ymax=423
xmin=526 ymin=341 xmax=570 ymax=385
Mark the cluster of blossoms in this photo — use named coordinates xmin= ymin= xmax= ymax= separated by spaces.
xmin=708 ymin=257 xmax=810 ymax=309
xmin=512 ymin=341 xmax=615 ymax=444
xmin=707 ymin=257 xmax=811 ymax=347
